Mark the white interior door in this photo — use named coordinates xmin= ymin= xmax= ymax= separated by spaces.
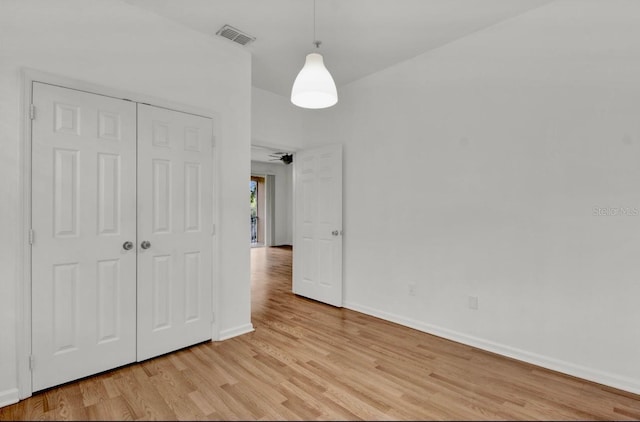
xmin=293 ymin=144 xmax=343 ymax=307
xmin=136 ymin=104 xmax=214 ymax=361
xmin=31 ymin=82 xmax=137 ymax=391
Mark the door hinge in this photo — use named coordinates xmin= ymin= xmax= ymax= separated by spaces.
xmin=211 ymin=311 xmax=215 ymax=323
xmin=29 ymin=104 xmax=36 ymax=120
xmin=28 ymin=229 xmax=35 ymax=245
xmin=29 ymin=355 xmax=35 ymax=371
xmin=212 ymin=224 xmax=216 ymax=236
xmin=211 ymin=136 xmax=216 ymax=148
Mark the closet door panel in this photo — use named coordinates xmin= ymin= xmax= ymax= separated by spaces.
xmin=136 ymin=104 xmax=214 ymax=361
xmin=31 ymin=82 xmax=137 ymax=391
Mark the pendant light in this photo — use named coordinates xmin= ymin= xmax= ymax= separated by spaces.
xmin=291 ymin=0 xmax=338 ymax=109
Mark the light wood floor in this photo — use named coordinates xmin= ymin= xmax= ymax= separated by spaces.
xmin=2 ymin=245 xmax=639 ymax=420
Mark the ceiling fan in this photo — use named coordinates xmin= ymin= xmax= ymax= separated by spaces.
xmin=268 ymin=152 xmax=293 ymax=165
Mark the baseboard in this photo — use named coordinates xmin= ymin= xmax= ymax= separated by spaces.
xmin=344 ymin=301 xmax=640 ymax=395
xmin=0 ymin=388 xmax=19 ymax=409
xmin=217 ymin=323 xmax=255 ymax=341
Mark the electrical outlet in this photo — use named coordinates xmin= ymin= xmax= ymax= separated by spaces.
xmin=468 ymin=296 xmax=478 ymax=310
xmin=408 ymin=283 xmax=416 ymax=296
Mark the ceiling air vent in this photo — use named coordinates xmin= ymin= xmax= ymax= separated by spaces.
xmin=216 ymin=24 xmax=256 ymax=46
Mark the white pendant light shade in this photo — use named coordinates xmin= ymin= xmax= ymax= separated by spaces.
xmin=291 ymin=53 xmax=338 ymax=109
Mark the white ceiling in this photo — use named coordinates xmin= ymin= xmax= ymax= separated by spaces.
xmin=123 ymin=0 xmax=553 ymax=162
xmin=124 ymin=0 xmax=553 ymax=98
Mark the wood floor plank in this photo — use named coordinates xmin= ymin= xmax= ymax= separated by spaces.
xmin=42 ymin=386 xmax=88 ymax=421
xmin=79 ymin=377 xmax=110 ymax=408
xmin=279 ymin=378 xmax=361 ymax=421
xmin=2 ymin=245 xmax=639 ymax=421
xmin=178 ymin=369 xmax=243 ymax=420
xmin=84 ymin=396 xmax=136 ymax=421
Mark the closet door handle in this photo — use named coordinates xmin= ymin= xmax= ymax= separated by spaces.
xmin=123 ymin=241 xmax=134 ymax=251
xmin=141 ymin=240 xmax=151 ymax=250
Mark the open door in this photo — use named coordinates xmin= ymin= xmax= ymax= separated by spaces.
xmin=293 ymin=144 xmax=343 ymax=307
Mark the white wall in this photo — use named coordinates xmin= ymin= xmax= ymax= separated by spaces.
xmin=0 ymin=0 xmax=252 ymax=406
xmin=251 ymin=161 xmax=293 ymax=245
xmin=252 ymin=86 xmax=311 ymax=151
xmin=308 ymin=0 xmax=640 ymax=393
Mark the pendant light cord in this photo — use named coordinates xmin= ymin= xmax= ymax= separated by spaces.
xmin=313 ymin=0 xmax=321 ymax=49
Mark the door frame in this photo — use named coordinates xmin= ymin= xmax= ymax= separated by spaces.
xmin=251 ymin=141 xmax=296 ymax=247
xmin=16 ymin=68 xmax=222 ymax=399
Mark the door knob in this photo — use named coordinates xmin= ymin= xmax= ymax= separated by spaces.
xmin=331 ymin=230 xmax=339 ymax=236
xmin=141 ymin=240 xmax=151 ymax=249
xmin=123 ymin=241 xmax=134 ymax=251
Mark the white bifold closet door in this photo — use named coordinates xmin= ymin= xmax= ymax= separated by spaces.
xmin=31 ymin=83 xmax=214 ymax=392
